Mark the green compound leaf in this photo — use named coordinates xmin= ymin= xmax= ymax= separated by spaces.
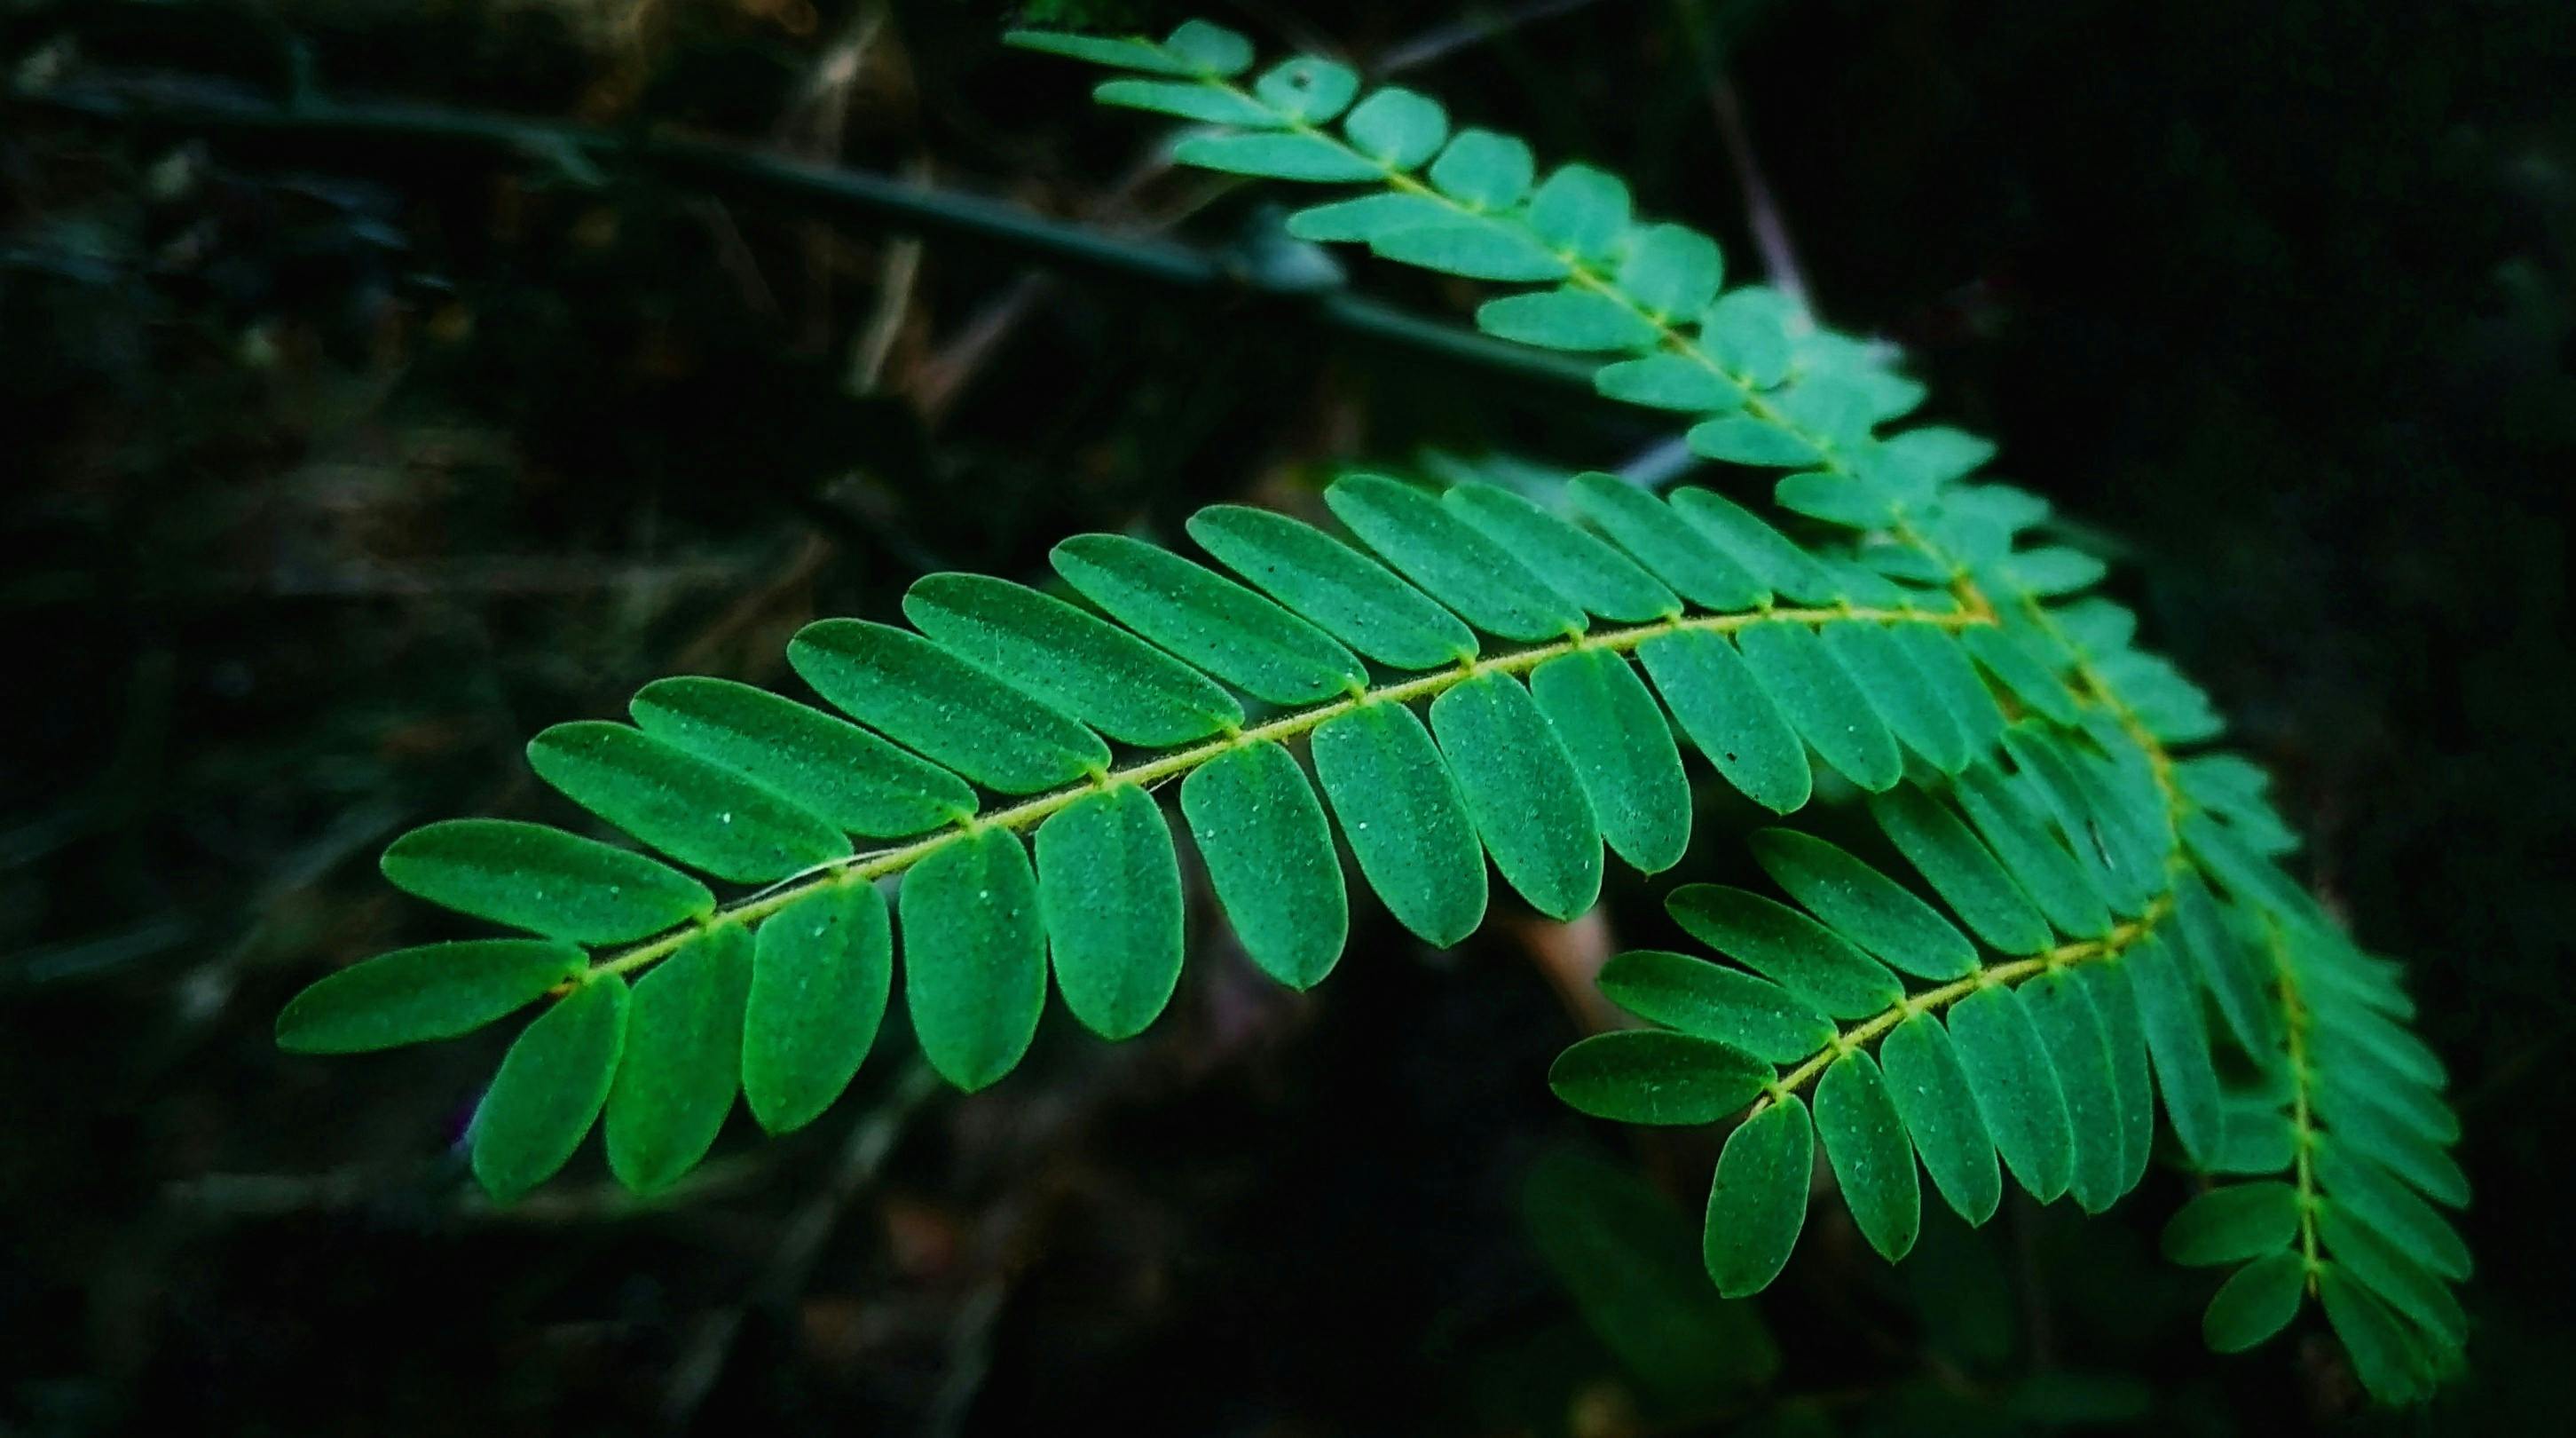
xmin=2021 ymin=968 xmax=2128 ymax=1213
xmin=1053 ymin=532 xmax=1366 ymax=705
xmin=527 ymin=721 xmax=850 ymax=883
xmin=1568 ymin=472 xmax=1768 ymax=611
xmin=787 ymin=620 xmax=1107 ymax=796
xmin=1635 ymin=628 xmax=1812 ymax=815
xmin=1036 ymin=784 xmax=1185 ymax=1040
xmin=1178 ymin=742 xmax=1347 ymax=988
xmin=1816 ymin=1051 xmax=1922 ymax=1262
xmin=1528 ymin=650 xmax=1690 ymax=873
xmin=277 ymin=938 xmax=587 ymax=1055
xmin=1879 ymin=1013 xmax=2004 ymax=1225
xmin=1595 ymin=949 xmax=1835 ymax=1063
xmin=631 ymin=676 xmax=974 ymax=837
xmin=1866 ymin=786 xmax=2052 ymax=956
xmin=1704 ymin=1095 xmax=1814 ymax=1297
xmin=2163 ymin=1182 xmax=2302 ymax=1267
xmin=472 ymin=974 xmax=628 ymax=1201
xmin=1666 ymin=883 xmax=1902 ymax=1020
xmin=606 ymin=923 xmax=751 ymax=1194
xmin=1734 ymin=621 xmax=1904 ymax=793
xmin=2203 ymin=1250 xmax=2308 ymax=1354
xmin=288 ymin=41 xmax=2476 ymax=1395
xmin=1430 ymin=672 xmax=1603 ymax=920
xmin=985 ymin=35 xmax=2474 ymax=1396
xmin=902 ymin=572 xmax=1243 ymax=747
xmin=381 ymin=819 xmax=713 ymax=945
xmin=743 ymin=882 xmax=892 ymax=1135
xmin=1186 ymin=504 xmax=1476 ymax=670
xmin=1549 ymin=1030 xmax=1770 ymax=1125
xmin=1444 ymin=483 xmax=1679 ymax=623
xmin=1325 ymin=473 xmax=1587 ymax=642
xmin=1749 ymin=827 xmax=1979 ymax=981
xmin=1311 ymin=701 xmax=1487 ymax=947
xmin=900 ymin=826 xmax=1047 ymax=1092
xmin=1946 ymin=983 xmax=2075 ymax=1204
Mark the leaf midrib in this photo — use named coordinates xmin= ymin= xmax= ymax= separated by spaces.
xmin=574 ymin=602 xmax=1984 ymax=986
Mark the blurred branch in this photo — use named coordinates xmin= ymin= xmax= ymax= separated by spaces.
xmin=1378 ymin=0 xmax=1622 ymax=75
xmin=663 ymin=1058 xmax=945 ymax=1431
xmin=1671 ymin=0 xmax=1810 ymax=311
xmin=12 ymin=76 xmax=1598 ymax=394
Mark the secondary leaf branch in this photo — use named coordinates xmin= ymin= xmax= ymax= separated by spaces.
xmin=579 ymin=602 xmax=1989 ymax=985
xmin=1751 ymin=898 xmax=2174 ymax=1113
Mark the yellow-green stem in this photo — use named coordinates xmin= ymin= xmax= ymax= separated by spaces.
xmin=1748 ymin=898 xmax=2172 ymax=1114
xmin=575 ymin=602 xmax=1985 ymax=985
xmin=2273 ymin=928 xmax=2325 ymax=1288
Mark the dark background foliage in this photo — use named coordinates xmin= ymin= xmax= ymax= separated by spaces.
xmin=3 ymin=0 xmax=2568 ymax=1433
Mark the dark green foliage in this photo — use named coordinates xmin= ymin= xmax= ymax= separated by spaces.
xmin=899 ymin=827 xmax=1046 ymax=1091
xmin=605 ymin=925 xmax=751 ymax=1193
xmin=470 ymin=976 xmax=629 ymax=1201
xmin=257 ymin=17 xmax=2477 ymax=1410
xmin=743 ymin=884 xmax=892 ymax=1134
xmin=1037 ymin=785 xmax=1186 ymax=1040
xmin=276 ymin=940 xmax=588 ymax=1055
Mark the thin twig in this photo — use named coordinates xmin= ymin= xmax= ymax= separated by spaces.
xmin=16 ymin=78 xmax=1594 ymax=395
xmin=1377 ymin=0 xmax=1624 ymax=75
xmin=1705 ymin=74 xmax=1810 ymax=312
xmin=661 ymin=1059 xmax=945 ymax=1431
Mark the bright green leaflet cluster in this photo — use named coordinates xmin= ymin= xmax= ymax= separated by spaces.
xmin=272 ymin=18 xmax=2470 ymax=1405
xmin=280 ymin=469 xmax=1998 ymax=1164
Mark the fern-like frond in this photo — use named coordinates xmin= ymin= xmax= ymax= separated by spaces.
xmin=268 ymin=20 xmax=2470 ymax=1404
xmin=1006 ymin=20 xmax=2005 ymax=546
xmin=1000 ymin=16 xmax=2469 ymax=1398
xmin=1553 ymin=770 xmax=2179 ymax=1284
xmin=278 ymin=470 xmax=2054 ymax=1194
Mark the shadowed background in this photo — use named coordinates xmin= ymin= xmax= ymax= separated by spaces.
xmin=3 ymin=1 xmax=2568 ymax=1433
